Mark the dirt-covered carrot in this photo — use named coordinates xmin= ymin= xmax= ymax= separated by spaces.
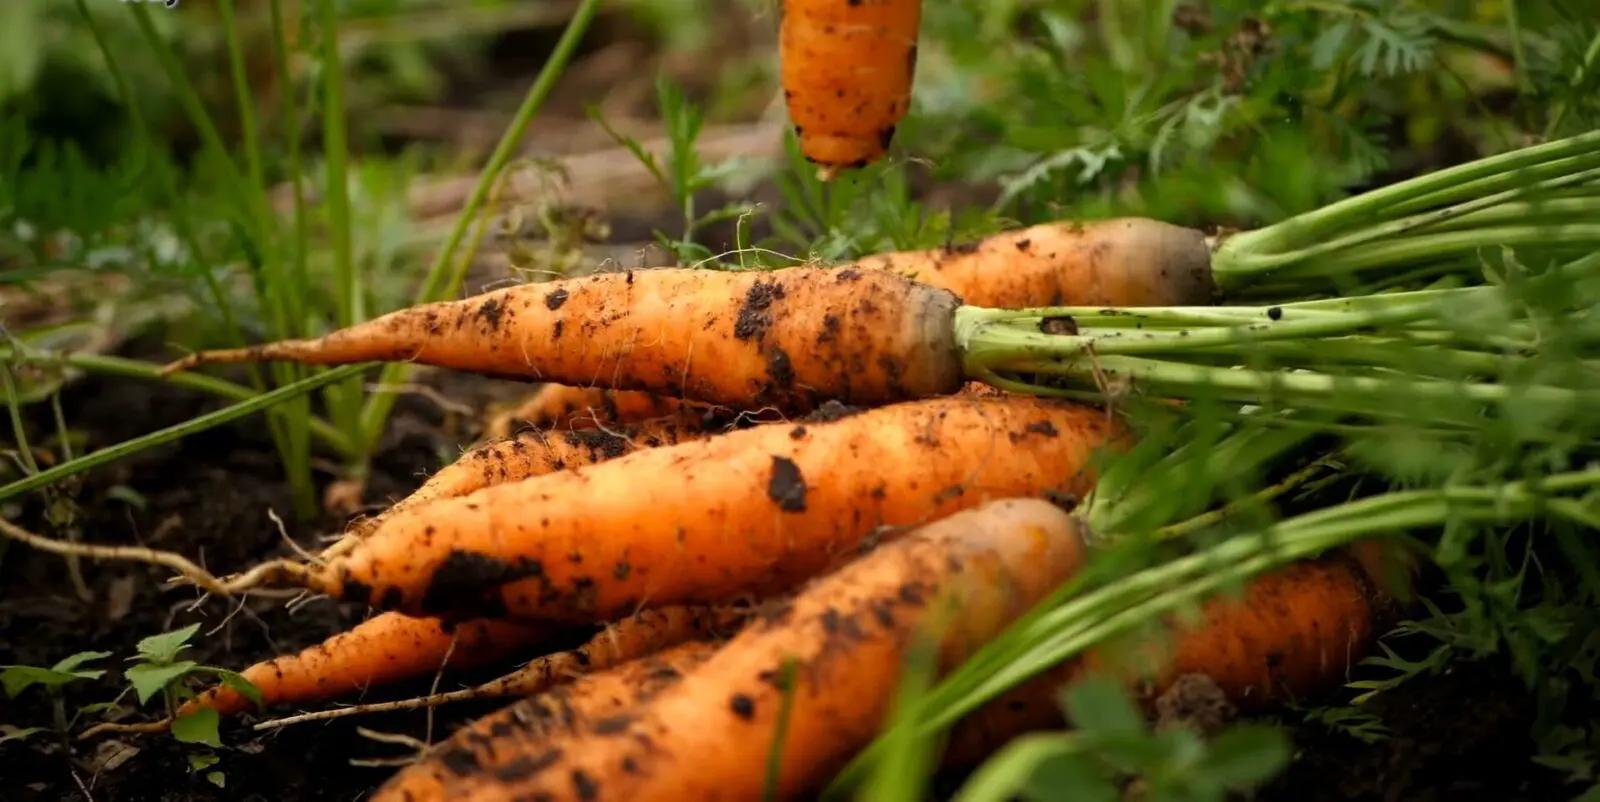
xmin=484 ymin=384 xmax=704 ymax=438
xmin=939 ymin=552 xmax=1384 ymax=767
xmin=160 ymin=266 xmax=968 ymax=412
xmin=251 ymin=604 xmax=753 ymax=730
xmin=180 ymin=612 xmax=553 ymax=718
xmin=779 ymin=0 xmax=923 ymax=177
xmin=324 ymin=414 xmax=717 ymax=562
xmin=857 ymin=218 xmax=1217 ymax=308
xmin=376 ymin=496 xmax=1089 ymax=802
xmin=237 ymin=393 xmax=1116 ymax=623
xmin=371 ymin=640 xmax=723 ymax=802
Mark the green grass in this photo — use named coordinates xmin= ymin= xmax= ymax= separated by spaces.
xmin=3 ymin=0 xmax=1600 ymax=799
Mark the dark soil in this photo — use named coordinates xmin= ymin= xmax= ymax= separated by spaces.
xmin=0 ymin=342 xmax=1578 ymax=801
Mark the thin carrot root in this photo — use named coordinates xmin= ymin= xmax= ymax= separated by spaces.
xmin=251 ymin=393 xmax=1116 ymax=622
xmin=371 ymin=640 xmax=725 ymax=802
xmin=855 ymin=218 xmax=1217 ymax=308
xmin=251 ymin=604 xmax=751 ymax=731
xmin=375 ymin=496 xmax=1090 ymax=801
xmin=324 ymin=414 xmax=718 ymax=562
xmin=0 ymin=516 xmax=236 ymax=598
xmin=484 ymin=384 xmax=703 ymax=439
xmin=780 ymin=0 xmax=923 ymax=171
xmin=173 ymin=612 xmax=552 ymax=721
xmin=940 ymin=551 xmax=1385 ymax=767
xmin=158 ymin=266 xmax=967 ymax=412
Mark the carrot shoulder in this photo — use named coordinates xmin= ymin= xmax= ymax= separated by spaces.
xmin=382 ymin=496 xmax=1090 ymax=801
xmin=779 ymin=0 xmax=923 ymax=175
xmin=265 ymin=393 xmax=1116 ymax=622
xmin=940 ymin=552 xmax=1384 ymax=766
xmin=855 ymin=218 xmax=1216 ymax=308
xmin=181 ymin=612 xmax=552 ymax=718
xmin=162 ymin=267 xmax=966 ymax=412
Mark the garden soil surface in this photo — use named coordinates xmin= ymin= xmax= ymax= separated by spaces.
xmin=0 ymin=344 xmax=1577 ymax=802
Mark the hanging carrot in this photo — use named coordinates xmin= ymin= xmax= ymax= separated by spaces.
xmin=779 ymin=0 xmax=925 ymax=178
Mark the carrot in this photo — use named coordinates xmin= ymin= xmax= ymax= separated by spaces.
xmin=323 ymin=414 xmax=716 ymax=562
xmin=371 ymin=640 xmax=723 ymax=802
xmin=251 ymin=604 xmax=753 ymax=730
xmin=238 ymin=393 xmax=1116 ymax=623
xmin=160 ymin=266 xmax=968 ymax=413
xmin=375 ymin=496 xmax=1090 ymax=801
xmin=856 ymin=218 xmax=1217 ymax=308
xmin=180 ymin=612 xmax=553 ymax=719
xmin=484 ymin=384 xmax=703 ymax=438
xmin=779 ymin=0 xmax=923 ymax=178
xmin=939 ymin=552 xmax=1384 ymax=767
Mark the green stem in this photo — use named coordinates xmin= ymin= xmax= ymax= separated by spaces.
xmin=311 ymin=0 xmax=368 ymax=486
xmin=217 ymin=0 xmax=316 ymax=519
xmin=355 ymin=0 xmax=601 ymax=455
xmin=0 ymin=365 xmax=369 ymax=505
xmin=0 ymin=350 xmax=352 ymax=456
xmin=829 ymin=468 xmax=1600 ymax=796
xmin=1217 ymin=168 xmax=1600 ymax=274
xmin=1211 ymin=129 xmax=1600 ymax=287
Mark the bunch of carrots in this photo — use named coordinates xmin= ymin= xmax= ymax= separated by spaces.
xmin=25 ymin=125 xmax=1594 ymax=801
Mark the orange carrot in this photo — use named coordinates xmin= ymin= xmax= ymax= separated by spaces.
xmin=160 ymin=267 xmax=967 ymax=412
xmin=372 ymin=640 xmax=723 ymax=802
xmin=180 ymin=612 xmax=552 ymax=718
xmin=250 ymin=604 xmax=753 ymax=730
xmin=484 ymin=385 xmax=703 ymax=438
xmin=940 ymin=552 xmax=1384 ymax=767
xmin=375 ymin=496 xmax=1089 ymax=801
xmin=240 ymin=393 xmax=1116 ymax=623
xmin=324 ymin=414 xmax=716 ymax=561
xmin=856 ymin=218 xmax=1216 ymax=308
xmin=779 ymin=0 xmax=924 ymax=177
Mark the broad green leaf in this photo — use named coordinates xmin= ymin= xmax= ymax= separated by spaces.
xmin=188 ymin=752 xmax=219 ymax=771
xmin=125 ymin=660 xmax=197 ymax=705
xmin=1 ymin=663 xmax=101 ymax=698
xmin=1202 ymin=725 xmax=1292 ymax=788
xmin=206 ymin=771 xmax=226 ymax=788
xmin=1021 ymin=752 xmax=1119 ymax=802
xmin=951 ymin=734 xmax=1106 ymax=802
xmin=0 ymin=726 xmax=45 ymax=745
xmin=1060 ymin=676 xmax=1147 ymax=740
xmin=52 ymin=650 xmax=112 ymax=674
xmin=172 ymin=707 xmax=222 ymax=748
xmin=134 ymin=623 xmax=200 ymax=664
xmin=204 ymin=668 xmax=264 ymax=708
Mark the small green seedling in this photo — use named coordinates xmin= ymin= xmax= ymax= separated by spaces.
xmin=114 ymin=623 xmax=263 ymax=788
xmin=592 ymin=75 xmax=760 ymax=266
xmin=0 ymin=649 xmax=110 ymax=743
xmin=953 ymin=675 xmax=1292 ymax=802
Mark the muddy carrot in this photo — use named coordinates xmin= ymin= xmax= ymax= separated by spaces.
xmin=251 ymin=604 xmax=753 ymax=730
xmin=323 ymin=414 xmax=717 ymax=562
xmin=779 ymin=0 xmax=923 ymax=177
xmin=375 ymin=496 xmax=1090 ymax=802
xmin=484 ymin=385 xmax=704 ymax=439
xmin=180 ymin=612 xmax=552 ymax=718
xmin=240 ymin=393 xmax=1116 ymax=623
xmin=856 ymin=218 xmax=1217 ymax=308
xmin=372 ymin=640 xmax=723 ymax=802
xmin=939 ymin=552 xmax=1384 ymax=767
xmin=160 ymin=266 xmax=968 ymax=412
